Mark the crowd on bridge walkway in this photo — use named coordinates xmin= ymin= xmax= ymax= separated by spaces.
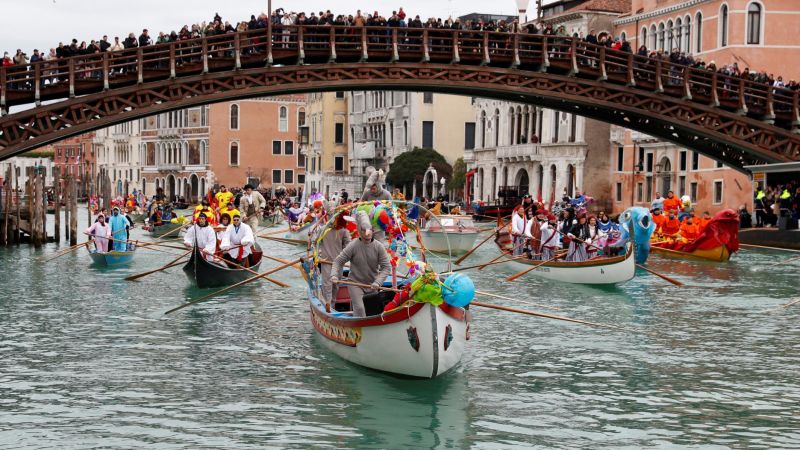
xmin=752 ymin=179 xmax=800 ymax=228
xmin=2 ymin=7 xmax=798 ymax=99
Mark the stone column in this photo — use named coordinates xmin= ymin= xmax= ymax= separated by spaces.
xmin=541 ymin=162 xmax=552 ymax=206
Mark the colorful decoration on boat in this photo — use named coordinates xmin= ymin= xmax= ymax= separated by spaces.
xmin=311 ymin=309 xmax=362 ymax=347
xmin=615 ymin=206 xmax=655 ymax=263
xmin=660 ymin=208 xmax=740 ymax=254
xmin=444 ymin=324 xmax=454 ymax=351
xmin=442 ymin=273 xmax=475 ymax=308
xmin=406 ymin=326 xmax=420 ymax=352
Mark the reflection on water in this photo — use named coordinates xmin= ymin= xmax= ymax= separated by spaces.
xmin=0 ymin=208 xmax=799 ymax=448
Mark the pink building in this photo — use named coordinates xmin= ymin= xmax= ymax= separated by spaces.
xmin=208 ymin=95 xmax=307 ymax=191
xmin=609 ymin=0 xmax=800 ymax=215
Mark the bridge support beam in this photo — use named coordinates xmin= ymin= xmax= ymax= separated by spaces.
xmin=421 ymin=30 xmax=430 ymax=63
xmin=136 ymin=48 xmax=143 ymax=84
xmin=568 ymin=39 xmax=579 ymax=77
xmin=626 ymin=53 xmax=635 ymax=87
xmin=329 ymin=28 xmax=337 ymax=63
xmin=68 ymin=59 xmax=75 ymax=98
xmin=597 ymin=47 xmax=607 ymax=81
xmin=360 ymin=27 xmax=368 ymax=63
xmin=169 ymin=43 xmax=176 ymax=79
xmin=511 ymin=34 xmax=520 ymax=69
xmin=102 ymin=53 xmax=110 ymax=90
xmin=764 ymin=88 xmax=776 ymax=124
xmin=0 ymin=68 xmax=6 ymax=115
xmin=654 ymin=59 xmax=664 ymax=93
xmin=34 ymin=63 xmax=41 ymax=107
xmin=235 ymin=34 xmax=242 ymax=69
xmin=682 ymin=68 xmax=692 ymax=101
xmin=202 ymin=38 xmax=209 ymax=73
xmin=792 ymin=92 xmax=800 ymax=134
xmin=539 ymin=37 xmax=550 ymax=73
xmin=735 ymin=78 xmax=747 ymax=115
xmin=451 ymin=31 xmax=460 ymax=65
xmin=482 ymin=33 xmax=490 ymax=66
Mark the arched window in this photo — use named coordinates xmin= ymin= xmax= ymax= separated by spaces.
xmin=297 ymin=107 xmax=306 ymax=128
xmin=675 ymin=18 xmax=682 ymax=51
xmin=279 ymin=106 xmax=288 ymax=132
xmin=695 ymin=12 xmax=703 ymax=53
xmin=229 ymin=142 xmax=239 ymax=166
xmin=229 ymin=104 xmax=239 ymax=130
xmin=480 ymin=110 xmax=487 ymax=148
xmin=658 ymin=22 xmax=666 ymax=50
xmin=667 ymin=20 xmax=674 ymax=50
xmin=649 ymin=24 xmax=657 ymax=50
xmin=683 ymin=15 xmax=691 ymax=53
xmin=747 ymin=2 xmax=763 ymax=45
xmin=508 ymin=107 xmax=515 ymax=146
xmin=719 ymin=4 xmax=729 ymax=47
xmin=641 ymin=27 xmax=647 ymax=47
xmin=403 ymin=121 xmax=408 ymax=145
xmin=620 ymin=31 xmax=627 ymax=43
xmin=493 ymin=109 xmax=500 ymax=147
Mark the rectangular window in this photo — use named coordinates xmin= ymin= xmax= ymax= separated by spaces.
xmin=229 ymin=142 xmax=239 ymax=166
xmin=616 ymin=146 xmax=624 ymax=171
xmin=298 ymin=111 xmax=306 ymax=128
xmin=615 ymin=182 xmax=623 ymax=202
xmin=334 ymin=156 xmax=344 ymax=172
xmin=284 ymin=141 xmax=294 ymax=155
xmin=311 ymin=157 xmax=316 ymax=173
xmin=636 ymin=182 xmax=644 ymax=202
xmin=284 ymin=170 xmax=294 ymax=184
xmin=423 ymin=92 xmax=433 ymax=104
xmin=335 ymin=123 xmax=344 ymax=144
xmin=297 ymin=174 xmax=305 ymax=184
xmin=691 ymin=151 xmax=699 ymax=170
xmin=679 ymin=151 xmax=687 ymax=171
xmin=645 ymin=175 xmax=653 ymax=201
xmin=297 ymin=152 xmax=305 ymax=168
xmin=690 ymin=182 xmax=698 ymax=201
xmin=422 ymin=121 xmax=434 ymax=149
xmin=272 ymin=169 xmax=281 ymax=184
xmin=713 ymin=180 xmax=723 ymax=204
xmin=464 ymin=122 xmax=476 ymax=150
xmin=715 ymin=160 xmax=723 ymax=169
xmin=335 ymin=91 xmax=345 ymax=99
xmin=646 ymin=153 xmax=654 ymax=172
xmin=679 ymin=176 xmax=686 ymax=197
xmin=272 ymin=140 xmax=281 ymax=155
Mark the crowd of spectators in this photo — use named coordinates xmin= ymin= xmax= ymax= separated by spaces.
xmin=1 ymin=7 xmax=798 ymax=96
xmin=753 ymin=181 xmax=800 ymax=228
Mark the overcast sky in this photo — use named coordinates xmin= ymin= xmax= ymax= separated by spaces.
xmin=0 ymin=1 xmax=555 ymax=54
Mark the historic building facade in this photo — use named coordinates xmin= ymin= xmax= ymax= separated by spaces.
xmin=52 ymin=133 xmax=96 ymax=197
xmin=347 ymin=91 xmax=475 ymax=177
xmin=609 ymin=0 xmax=800 ymax=214
xmin=138 ymin=106 xmax=211 ymax=203
xmin=304 ymin=92 xmax=362 ymax=200
xmin=94 ymin=121 xmax=142 ymax=197
xmin=209 ymin=96 xmax=307 ymax=192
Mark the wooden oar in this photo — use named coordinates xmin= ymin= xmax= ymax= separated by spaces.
xmin=770 ymin=254 xmax=800 ymax=266
xmin=155 ymin=224 xmax=187 ymax=240
xmin=506 ymin=255 xmax=561 ymax=282
xmin=163 ymin=257 xmax=303 ymax=315
xmin=203 ymin=249 xmax=290 ymax=288
xmin=41 ymin=241 xmax=89 ymax=262
xmin=777 ymin=297 xmax=800 ymax=309
xmin=448 ymin=255 xmax=530 ymax=273
xmin=337 ymin=279 xmax=402 ymax=293
xmin=262 ymin=236 xmax=308 ymax=246
xmin=474 ymin=290 xmax=560 ymax=311
xmin=125 ymin=249 xmax=191 ymax=281
xmin=477 ymin=253 xmax=506 ymax=270
xmin=471 ymin=301 xmax=642 ymax=333
xmin=454 ymin=230 xmax=498 ymax=265
xmin=258 ymin=228 xmax=292 ymax=238
xmin=740 ymin=243 xmax=800 ymax=253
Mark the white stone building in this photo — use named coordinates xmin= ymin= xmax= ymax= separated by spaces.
xmin=93 ymin=120 xmax=143 ymax=196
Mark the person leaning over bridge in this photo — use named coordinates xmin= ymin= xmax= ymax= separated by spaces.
xmin=239 ymin=184 xmax=266 ymax=231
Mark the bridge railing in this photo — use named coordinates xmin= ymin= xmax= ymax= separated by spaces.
xmin=0 ymin=25 xmax=798 ymax=130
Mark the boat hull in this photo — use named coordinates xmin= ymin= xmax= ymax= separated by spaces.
xmin=651 ymin=244 xmax=731 ymax=262
xmin=282 ymin=224 xmax=314 ymax=246
xmin=419 ymin=230 xmax=479 ymax=255
xmin=309 ymin=294 xmax=468 ymax=378
xmin=259 ymin=214 xmax=284 ymax=228
xmin=183 ymin=244 xmax=263 ymax=289
xmin=89 ymin=250 xmax=135 ymax=266
xmin=501 ymin=245 xmax=635 ymax=285
xmin=148 ymin=222 xmax=184 ymax=238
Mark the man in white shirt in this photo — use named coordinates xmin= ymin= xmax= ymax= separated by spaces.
xmin=221 ymin=214 xmax=255 ymax=267
xmin=511 ymin=205 xmax=529 ymax=256
xmin=183 ymin=213 xmax=218 ymax=263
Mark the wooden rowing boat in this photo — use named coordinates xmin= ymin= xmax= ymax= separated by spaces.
xmin=307 ymin=283 xmax=469 ymax=378
xmin=650 ymin=242 xmax=732 ymax=262
xmin=281 ymin=222 xmax=315 ymax=246
xmin=88 ymin=245 xmax=136 ymax=267
xmin=182 ymin=243 xmax=264 ymax=289
xmin=146 ymin=221 xmax=184 ymax=237
xmin=494 ymin=230 xmax=635 ymax=285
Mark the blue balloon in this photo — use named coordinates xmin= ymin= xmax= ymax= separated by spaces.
xmin=442 ymin=273 xmax=475 ymax=308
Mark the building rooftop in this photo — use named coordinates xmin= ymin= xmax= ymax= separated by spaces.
xmin=543 ymin=0 xmax=631 ymax=18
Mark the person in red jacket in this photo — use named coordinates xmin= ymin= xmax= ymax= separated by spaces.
xmin=662 ymin=191 xmax=682 ymax=216
xmin=680 ymin=216 xmax=700 ymax=241
xmin=662 ymin=211 xmax=681 ymax=236
xmin=651 ymin=208 xmax=667 ymax=235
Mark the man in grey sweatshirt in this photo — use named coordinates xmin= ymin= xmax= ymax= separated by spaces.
xmin=315 ymin=201 xmax=351 ymax=312
xmin=330 ymin=211 xmax=392 ymax=317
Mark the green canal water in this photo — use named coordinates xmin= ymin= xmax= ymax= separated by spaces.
xmin=1 ymin=208 xmax=799 ymax=448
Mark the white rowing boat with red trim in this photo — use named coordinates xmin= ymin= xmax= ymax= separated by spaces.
xmin=308 ymin=284 xmax=470 ymax=378
xmin=418 ymin=215 xmax=481 ymax=255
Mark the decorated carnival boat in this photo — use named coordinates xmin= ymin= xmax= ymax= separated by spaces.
xmin=418 ymin=215 xmax=481 ymax=255
xmin=650 ymin=209 xmax=740 ymax=262
xmin=306 ymin=279 xmax=469 ymax=378
xmin=494 ymin=228 xmax=636 ymax=285
xmin=87 ymin=243 xmax=137 ymax=267
xmin=183 ymin=243 xmax=264 ymax=289
xmin=280 ymin=221 xmax=316 ymax=246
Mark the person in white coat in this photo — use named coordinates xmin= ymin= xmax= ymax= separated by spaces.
xmin=511 ymin=206 xmax=529 ymax=256
xmin=184 ymin=213 xmax=218 ymax=263
xmin=221 ymin=214 xmax=255 ymax=266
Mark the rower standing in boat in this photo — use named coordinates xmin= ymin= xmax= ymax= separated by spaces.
xmin=511 ymin=206 xmax=529 ymax=256
xmin=85 ymin=214 xmax=110 ymax=253
xmin=315 ymin=202 xmax=351 ymax=312
xmin=108 ymin=207 xmax=130 ymax=251
xmin=239 ymin=184 xmax=267 ymax=231
xmin=221 ymin=214 xmax=255 ymax=267
xmin=184 ymin=213 xmax=218 ymax=262
xmin=566 ymin=213 xmax=591 ymax=262
xmin=330 ymin=211 xmax=392 ymax=318
xmin=539 ymin=213 xmax=559 ymax=260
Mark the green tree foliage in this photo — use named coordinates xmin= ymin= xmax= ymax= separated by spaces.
xmin=448 ymin=157 xmax=466 ymax=191
xmin=386 ymin=148 xmax=452 ymax=193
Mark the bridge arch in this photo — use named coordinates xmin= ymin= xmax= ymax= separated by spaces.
xmin=0 ymin=26 xmax=797 ymax=171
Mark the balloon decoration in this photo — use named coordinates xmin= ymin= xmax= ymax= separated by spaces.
xmin=442 ymin=273 xmax=475 ymax=308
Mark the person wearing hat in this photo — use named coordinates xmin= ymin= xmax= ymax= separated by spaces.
xmin=330 ymin=211 xmax=392 ymax=318
xmin=184 ymin=212 xmax=218 ymax=262
xmin=566 ymin=212 xmax=591 ymax=262
xmin=360 ymin=168 xmax=391 ymax=202
xmin=315 ymin=201 xmax=352 ymax=312
xmin=221 ymin=214 xmax=256 ymax=267
xmin=511 ymin=205 xmax=529 ymax=256
xmin=85 ymin=214 xmax=110 ymax=253
xmin=108 ymin=206 xmax=130 ymax=252
xmin=239 ymin=184 xmax=267 ymax=231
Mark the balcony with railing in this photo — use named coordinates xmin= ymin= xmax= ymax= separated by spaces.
xmin=496 ymin=144 xmax=542 ymax=162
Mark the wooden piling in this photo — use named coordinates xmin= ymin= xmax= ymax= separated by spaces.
xmin=69 ymin=176 xmax=77 ymax=246
xmin=32 ymin=173 xmax=42 ymax=247
xmin=2 ymin=167 xmax=9 ymax=246
xmin=53 ymin=167 xmax=61 ymax=243
xmin=64 ymin=175 xmax=71 ymax=242
xmin=14 ymin=172 xmax=20 ymax=244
